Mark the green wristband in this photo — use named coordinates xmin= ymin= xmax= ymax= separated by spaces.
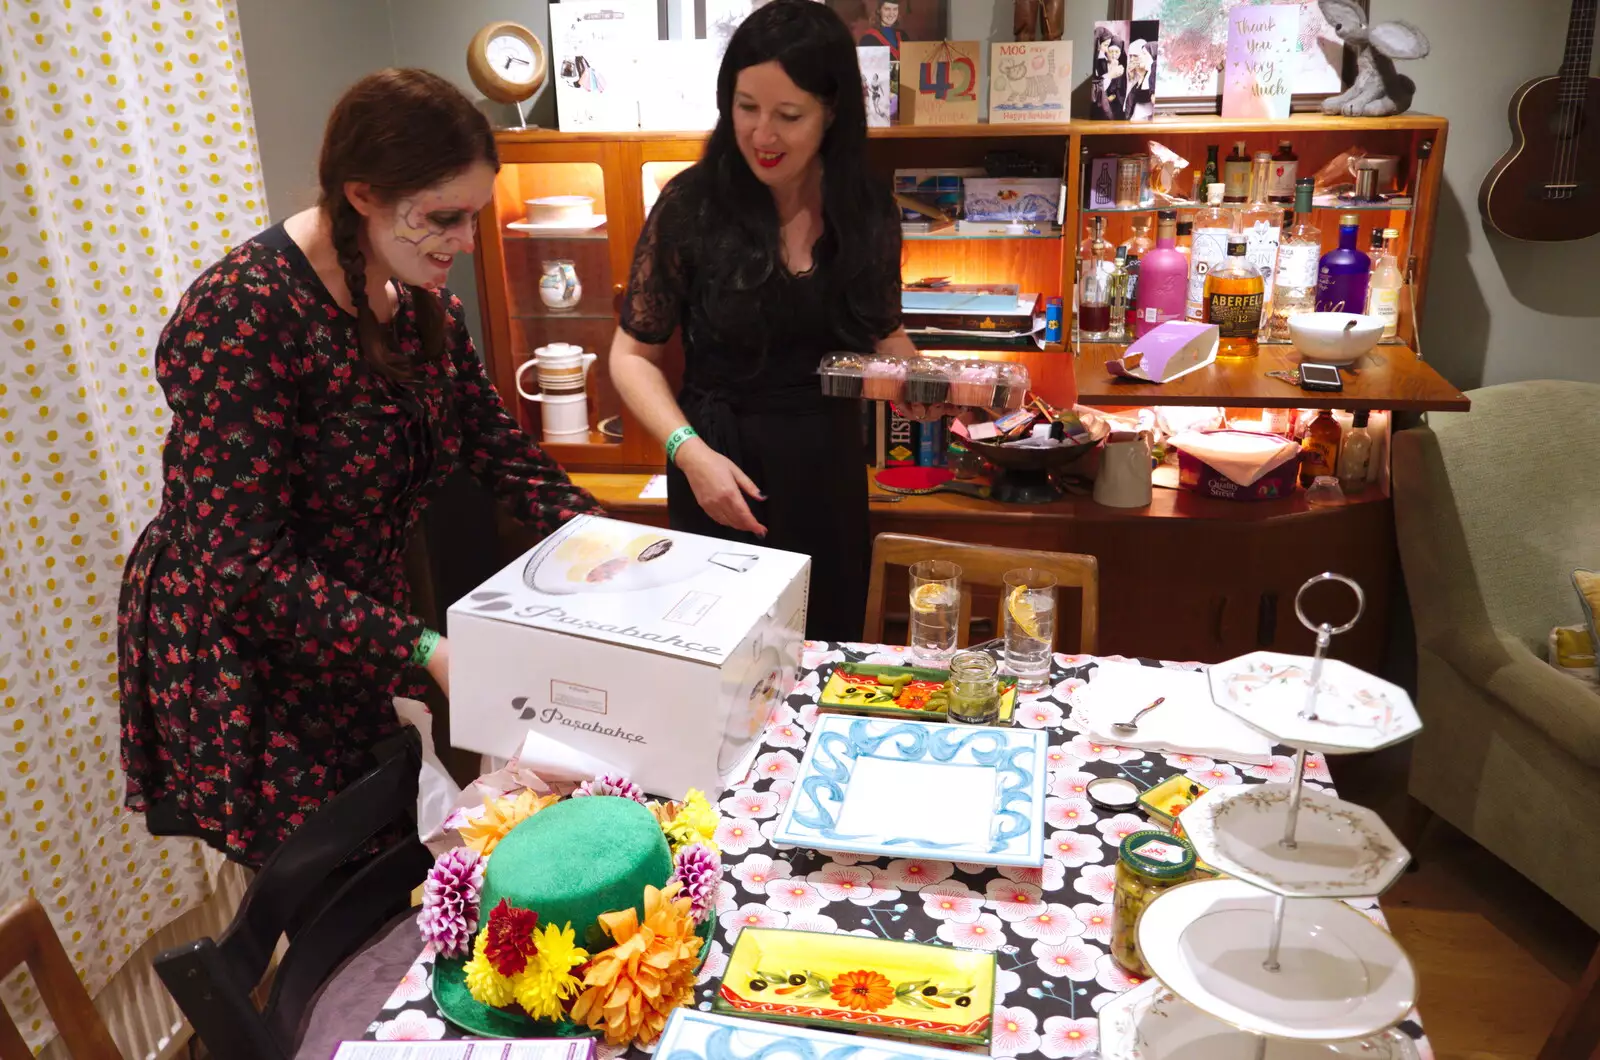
xmin=414 ymin=627 xmax=441 ymax=668
xmin=665 ymin=425 xmax=698 ymax=465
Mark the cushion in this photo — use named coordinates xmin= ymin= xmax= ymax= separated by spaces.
xmin=1576 ymin=569 xmax=1600 ymax=654
xmin=293 ymin=909 xmax=424 ymax=1060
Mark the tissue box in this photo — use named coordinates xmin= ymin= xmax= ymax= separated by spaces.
xmin=1106 ymin=322 xmax=1219 ymax=383
xmin=1177 ymin=444 xmax=1301 ymax=500
xmin=447 ymin=515 xmax=809 ymax=799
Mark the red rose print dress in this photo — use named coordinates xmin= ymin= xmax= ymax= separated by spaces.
xmin=117 ymin=223 xmax=602 ymax=866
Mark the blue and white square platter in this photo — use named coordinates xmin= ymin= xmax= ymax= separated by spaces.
xmin=656 ymin=1007 xmax=984 ymax=1060
xmin=769 ymin=715 xmax=1048 ymax=867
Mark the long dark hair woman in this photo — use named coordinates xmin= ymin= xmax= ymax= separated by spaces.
xmin=610 ymin=0 xmax=917 ymax=641
xmin=117 ymin=69 xmax=602 ymax=866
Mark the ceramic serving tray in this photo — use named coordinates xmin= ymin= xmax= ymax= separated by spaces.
xmin=770 ymin=715 xmax=1048 ymax=867
xmin=818 ymin=664 xmax=1017 ymax=723
xmin=712 ymin=928 xmax=995 ymax=1046
xmin=656 ymin=1009 xmax=986 ymax=1060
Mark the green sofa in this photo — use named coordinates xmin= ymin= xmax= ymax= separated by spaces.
xmin=1394 ymin=379 xmax=1600 ymax=930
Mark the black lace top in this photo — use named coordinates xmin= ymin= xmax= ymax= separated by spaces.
xmin=619 ymin=168 xmax=902 ymax=406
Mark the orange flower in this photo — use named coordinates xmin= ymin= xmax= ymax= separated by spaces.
xmin=829 ymin=969 xmax=895 ymax=1012
xmin=460 ymin=789 xmax=560 ymax=856
xmin=569 ymin=883 xmax=701 ymax=1046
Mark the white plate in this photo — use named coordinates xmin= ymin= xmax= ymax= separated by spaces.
xmin=657 ymin=1008 xmax=992 ymax=1060
xmin=771 ymin=715 xmax=1048 ymax=867
xmin=507 ymin=215 xmax=607 ymax=233
xmin=1138 ymin=878 xmax=1417 ymax=1042
xmin=519 ymin=518 xmax=761 ymax=595
xmin=1100 ymin=978 xmax=1420 ymax=1060
xmin=1207 ymin=652 xmax=1422 ymax=754
xmin=1181 ymin=784 xmax=1411 ymax=899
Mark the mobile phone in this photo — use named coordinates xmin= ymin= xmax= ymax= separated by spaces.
xmin=1299 ymin=362 xmax=1344 ymax=392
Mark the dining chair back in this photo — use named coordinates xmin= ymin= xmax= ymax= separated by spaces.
xmin=154 ymin=727 xmax=432 ymax=1060
xmin=863 ymin=533 xmax=1100 ymax=655
xmin=0 ymin=897 xmax=123 ymax=1060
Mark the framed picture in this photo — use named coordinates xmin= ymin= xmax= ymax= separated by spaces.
xmin=1091 ymin=19 xmax=1159 ymax=120
xmin=826 ymin=0 xmax=949 ymax=60
xmin=1114 ymin=0 xmax=1361 ymax=112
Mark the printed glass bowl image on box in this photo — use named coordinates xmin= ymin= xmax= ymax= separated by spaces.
xmin=519 ymin=518 xmax=761 ymax=595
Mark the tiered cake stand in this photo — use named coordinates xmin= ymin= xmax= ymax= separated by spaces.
xmin=1099 ymin=574 xmax=1425 ymax=1060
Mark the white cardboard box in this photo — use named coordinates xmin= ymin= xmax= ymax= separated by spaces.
xmin=447 ymin=515 xmax=810 ymax=799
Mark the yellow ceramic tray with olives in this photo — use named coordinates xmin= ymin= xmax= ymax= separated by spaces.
xmin=713 ymin=927 xmax=996 ymax=1046
xmin=818 ymin=663 xmax=1017 ymax=723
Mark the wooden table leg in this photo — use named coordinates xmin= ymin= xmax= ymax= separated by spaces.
xmin=1538 ymin=939 xmax=1600 ymax=1060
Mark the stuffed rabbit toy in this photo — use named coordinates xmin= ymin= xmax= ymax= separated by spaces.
xmin=1319 ymin=0 xmax=1430 ymax=116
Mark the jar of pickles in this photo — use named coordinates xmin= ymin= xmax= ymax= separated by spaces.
xmin=946 ymin=650 xmax=1000 ymax=725
xmin=1111 ymin=831 xmax=1197 ymax=977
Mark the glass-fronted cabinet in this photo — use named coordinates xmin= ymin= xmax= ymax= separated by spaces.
xmin=475 ymin=135 xmax=702 ymax=473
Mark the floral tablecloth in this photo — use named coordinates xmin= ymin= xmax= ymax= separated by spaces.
xmin=364 ymin=643 xmax=1431 ymax=1059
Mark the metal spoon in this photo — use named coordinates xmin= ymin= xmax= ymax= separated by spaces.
xmin=1111 ymin=697 xmax=1165 ymax=737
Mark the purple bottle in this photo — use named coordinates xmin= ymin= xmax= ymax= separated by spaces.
xmin=1133 ymin=209 xmax=1188 ymax=338
xmin=1315 ymin=213 xmax=1372 ymax=314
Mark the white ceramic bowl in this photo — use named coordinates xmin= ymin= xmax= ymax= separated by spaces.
xmin=1288 ymin=312 xmax=1385 ymax=364
xmin=524 ymin=195 xmax=595 ymax=225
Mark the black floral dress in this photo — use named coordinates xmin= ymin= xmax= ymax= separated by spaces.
xmin=117 ymin=224 xmax=601 ymax=867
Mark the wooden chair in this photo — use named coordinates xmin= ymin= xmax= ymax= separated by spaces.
xmin=864 ymin=533 xmax=1100 ymax=655
xmin=0 ymin=897 xmax=122 ymax=1060
xmin=155 ymin=727 xmax=432 ymax=1060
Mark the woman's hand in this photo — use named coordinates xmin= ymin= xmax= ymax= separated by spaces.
xmin=425 ymin=636 xmax=451 ymax=698
xmin=676 ymin=438 xmax=768 ymax=538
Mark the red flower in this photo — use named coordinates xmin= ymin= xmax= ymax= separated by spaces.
xmin=483 ymin=899 xmax=540 ymax=976
xmin=829 ymin=969 xmax=895 ymax=1012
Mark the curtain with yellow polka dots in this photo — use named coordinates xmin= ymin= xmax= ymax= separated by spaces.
xmin=0 ymin=0 xmax=268 ymax=1050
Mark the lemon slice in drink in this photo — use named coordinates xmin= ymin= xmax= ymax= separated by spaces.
xmin=910 ymin=583 xmax=954 ymax=613
xmin=1008 ymin=585 xmax=1045 ymax=640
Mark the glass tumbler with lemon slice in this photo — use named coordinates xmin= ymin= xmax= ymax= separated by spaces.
xmin=1003 ymin=568 xmax=1057 ymax=692
xmin=907 ymin=560 xmax=962 ymax=667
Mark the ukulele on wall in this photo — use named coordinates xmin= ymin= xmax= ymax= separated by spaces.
xmin=1479 ymin=0 xmax=1600 ymax=241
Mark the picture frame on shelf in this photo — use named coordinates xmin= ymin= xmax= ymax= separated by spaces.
xmin=1113 ymin=0 xmax=1364 ymax=113
xmin=1092 ymin=18 xmax=1160 ymax=120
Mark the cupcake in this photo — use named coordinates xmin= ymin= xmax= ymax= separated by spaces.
xmin=817 ymin=353 xmax=864 ymax=398
xmin=903 ymin=359 xmax=952 ymax=404
xmin=992 ymin=362 xmax=1032 ymax=409
xmin=861 ymin=357 xmax=907 ymax=402
xmin=947 ymin=362 xmax=997 ymax=407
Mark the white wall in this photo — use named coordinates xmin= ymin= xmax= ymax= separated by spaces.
xmin=238 ymin=0 xmax=1600 ymax=389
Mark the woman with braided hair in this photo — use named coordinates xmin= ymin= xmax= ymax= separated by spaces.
xmin=117 ymin=69 xmax=602 ymax=866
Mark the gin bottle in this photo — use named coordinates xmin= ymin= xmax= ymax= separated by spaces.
xmin=1241 ymin=152 xmax=1282 ymax=316
xmin=1184 ymin=183 xmax=1234 ymax=322
xmin=1267 ymin=177 xmax=1321 ymax=340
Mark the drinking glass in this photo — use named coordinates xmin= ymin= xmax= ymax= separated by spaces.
xmin=1003 ymin=568 xmax=1057 ymax=692
xmin=908 ymin=560 xmax=961 ymax=667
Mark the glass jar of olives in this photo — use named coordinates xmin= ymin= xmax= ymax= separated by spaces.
xmin=1111 ymin=830 xmax=1197 ymax=977
xmin=946 ymin=650 xmax=1000 ymax=724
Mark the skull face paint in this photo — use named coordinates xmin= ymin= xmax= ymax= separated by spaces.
xmin=366 ymin=160 xmax=496 ymax=290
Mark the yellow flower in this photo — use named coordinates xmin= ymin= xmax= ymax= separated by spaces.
xmin=511 ymin=921 xmax=589 ymax=1021
xmin=462 ymin=930 xmax=516 ymax=1009
xmin=570 ymin=882 xmax=701 ymax=1046
xmin=657 ymin=789 xmax=720 ymax=854
xmin=460 ymin=789 xmax=561 ymax=856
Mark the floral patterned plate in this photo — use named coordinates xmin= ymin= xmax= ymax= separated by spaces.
xmin=713 ymin=928 xmax=995 ymax=1046
xmin=770 ymin=715 xmax=1048 ymax=867
xmin=818 ymin=663 xmax=1018 ymax=723
xmin=1099 ymin=978 xmax=1420 ymax=1060
xmin=1206 ymin=651 xmax=1422 ymax=754
xmin=1137 ymin=879 xmax=1417 ymax=1042
xmin=1180 ymin=783 xmax=1411 ymax=899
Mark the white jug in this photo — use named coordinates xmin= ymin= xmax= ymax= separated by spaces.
xmin=516 ymin=343 xmax=597 ymax=399
xmin=1094 ymin=430 xmax=1153 ymax=508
